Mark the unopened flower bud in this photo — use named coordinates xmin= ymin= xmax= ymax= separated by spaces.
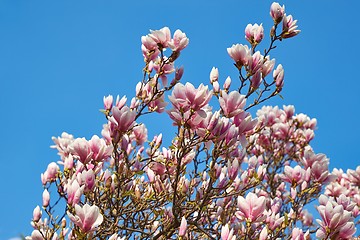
xmin=212 ymin=81 xmax=220 ymax=93
xmin=61 ymin=218 xmax=67 ymax=228
xmin=210 ymin=67 xmax=219 ymax=83
xmin=290 ymin=187 xmax=297 ymax=199
xmin=33 ymin=205 xmax=42 ymax=222
xmin=155 ymin=133 xmax=162 ymax=148
xmin=270 ymin=26 xmax=276 ymax=37
xmin=223 ymin=76 xmax=231 ymax=91
xmin=301 ymin=181 xmax=308 ymax=191
xmin=42 ymin=189 xmax=50 ymax=207
xmin=105 ymin=175 xmax=112 ymax=189
xmin=179 ymin=216 xmax=187 ymax=236
xmin=270 ymin=2 xmax=285 ymax=24
xmin=135 ymin=185 xmax=141 ymax=200
xmin=175 ymin=66 xmax=184 ymax=81
xmin=151 ymin=221 xmax=160 ymax=232
xmin=147 ymin=168 xmax=155 ymax=183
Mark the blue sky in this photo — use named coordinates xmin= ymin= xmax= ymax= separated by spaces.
xmin=0 ymin=0 xmax=359 ymax=239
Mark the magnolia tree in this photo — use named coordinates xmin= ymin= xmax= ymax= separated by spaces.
xmin=27 ymin=2 xmax=360 ymax=240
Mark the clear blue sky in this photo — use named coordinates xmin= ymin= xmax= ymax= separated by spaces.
xmin=0 ymin=1 xmax=359 ymax=239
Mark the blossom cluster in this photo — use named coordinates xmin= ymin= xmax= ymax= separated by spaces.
xmin=27 ymin=2 xmax=359 ymax=240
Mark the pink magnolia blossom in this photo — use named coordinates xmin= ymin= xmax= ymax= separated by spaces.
xmin=233 ymin=111 xmax=257 ymax=134
xmin=149 ymin=27 xmax=171 ymax=48
xmin=291 ymin=228 xmax=309 ymax=240
xmin=63 ymin=155 xmax=74 ymax=170
xmin=227 ymin=44 xmax=250 ymax=67
xmin=168 ymin=82 xmax=212 ymax=112
xmin=80 ymin=169 xmax=96 ymax=191
xmin=71 ymin=138 xmax=93 ymax=165
xmin=336 ymin=194 xmax=356 ymax=213
xmin=300 ymin=209 xmax=313 ymax=226
xmin=67 ymin=203 xmax=104 ymax=233
xmin=168 ymin=29 xmax=189 ymax=52
xmin=148 ymin=94 xmax=168 ymax=113
xmin=223 ymin=125 xmax=240 ymax=148
xmin=270 ymin=2 xmax=285 ymax=24
xmin=41 ymin=162 xmax=59 ymax=184
xmin=250 ymin=70 xmax=262 ymax=90
xmin=66 ymin=178 xmax=84 ymax=206
xmin=262 ymin=56 xmax=275 ymax=77
xmin=316 ymin=197 xmax=356 ymax=239
xmin=88 ymin=135 xmax=111 ymax=162
xmin=228 ymin=159 xmax=240 ymax=180
xmin=150 ymin=161 xmax=166 ymax=176
xmin=219 ymin=91 xmax=246 ymax=118
xmin=152 ymin=56 xmax=175 ymax=74
xmin=348 ymin=166 xmax=360 ymax=186
xmin=109 ymin=105 xmax=136 ymax=135
xmin=248 ymin=51 xmax=264 ymax=74
xmin=29 ymin=230 xmax=44 ymax=240
xmin=141 ymin=35 xmax=157 ymax=52
xmin=221 ymin=224 xmax=235 ymax=240
xmin=273 ymin=64 xmax=284 ymax=90
xmin=245 ymin=23 xmax=264 ymax=45
xmin=266 ymin=211 xmax=284 ymax=231
xmin=325 ymin=182 xmax=349 ymax=197
xmin=132 ymin=124 xmax=148 ymax=145
xmin=282 ymin=14 xmax=301 ymax=39
xmin=236 ymin=192 xmax=267 ymax=222
xmin=103 ymin=95 xmax=113 ymax=111
xmin=282 ymin=165 xmax=307 ymax=185
xmin=204 ymin=111 xmax=232 ymax=141
xmin=51 ymin=132 xmax=74 ymax=160
xmin=310 ymin=157 xmax=332 ymax=184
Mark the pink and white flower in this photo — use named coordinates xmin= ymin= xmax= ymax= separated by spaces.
xmin=227 ymin=44 xmax=250 ymax=67
xmin=245 ymin=23 xmax=264 ymax=45
xmin=282 ymin=14 xmax=300 ymax=39
xmin=273 ymin=64 xmax=284 ymax=90
xmin=219 ymin=91 xmax=246 ymax=118
xmin=168 ymin=82 xmax=212 ymax=112
xmin=168 ymin=29 xmax=189 ymax=52
xmin=149 ymin=27 xmax=171 ymax=48
xmin=236 ymin=192 xmax=267 ymax=222
xmin=67 ymin=203 xmax=103 ymax=233
xmin=41 ymin=162 xmax=59 ymax=184
xmin=270 ymin=2 xmax=285 ymax=24
xmin=221 ymin=224 xmax=235 ymax=240
xmin=316 ymin=196 xmax=356 ymax=239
